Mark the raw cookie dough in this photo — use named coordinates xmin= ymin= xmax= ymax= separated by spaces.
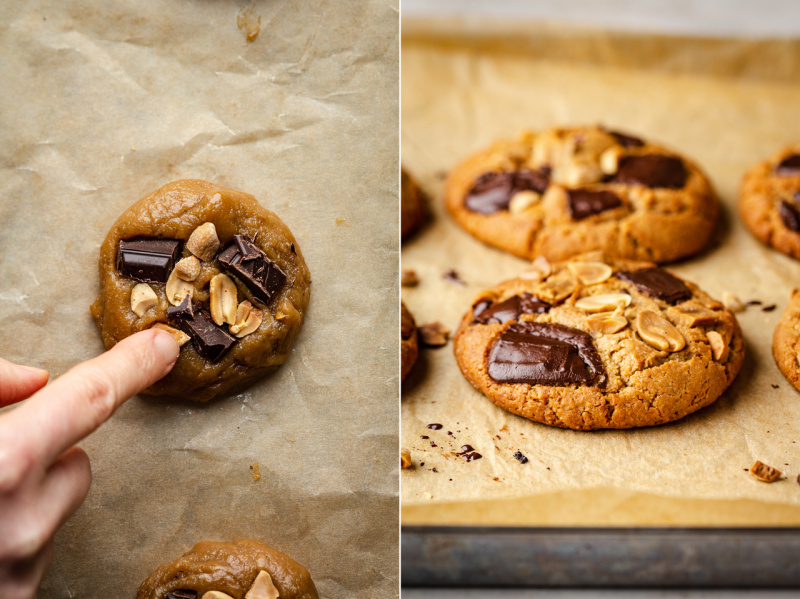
xmin=401 ymin=301 xmax=418 ymax=380
xmin=136 ymin=539 xmax=318 ymax=599
xmin=401 ymin=168 xmax=426 ymax=239
xmin=446 ymin=125 xmax=718 ymax=263
xmin=453 ymin=256 xmax=744 ymax=430
xmin=90 ymin=180 xmax=311 ymax=401
xmin=773 ymin=289 xmax=800 ymax=392
xmin=740 ymin=144 xmax=800 ymax=259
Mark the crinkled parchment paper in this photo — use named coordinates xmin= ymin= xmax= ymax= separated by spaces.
xmin=401 ymin=21 xmax=800 ymax=526
xmin=0 ymin=1 xmax=398 ymax=596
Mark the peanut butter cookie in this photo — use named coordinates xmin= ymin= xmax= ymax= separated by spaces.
xmin=401 ymin=301 xmax=418 ymax=380
xmin=453 ymin=256 xmax=744 ymax=430
xmin=773 ymin=289 xmax=800 ymax=392
xmin=401 ymin=168 xmax=426 ymax=239
xmin=446 ymin=126 xmax=718 ymax=263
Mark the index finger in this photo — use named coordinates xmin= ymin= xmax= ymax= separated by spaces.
xmin=1 ymin=329 xmax=179 ymax=468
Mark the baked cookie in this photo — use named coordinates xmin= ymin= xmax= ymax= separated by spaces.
xmin=446 ymin=126 xmax=718 ymax=263
xmin=136 ymin=539 xmax=318 ymax=599
xmin=91 ymin=180 xmax=311 ymax=402
xmin=740 ymin=144 xmax=800 ymax=259
xmin=453 ymin=256 xmax=744 ymax=430
xmin=401 ymin=301 xmax=419 ymax=380
xmin=401 ymin=168 xmax=426 ymax=239
xmin=773 ymin=289 xmax=800 ymax=391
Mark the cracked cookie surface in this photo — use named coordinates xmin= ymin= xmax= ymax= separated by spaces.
xmin=740 ymin=144 xmax=800 ymax=259
xmin=773 ymin=289 xmax=800 ymax=392
xmin=136 ymin=539 xmax=318 ymax=599
xmin=401 ymin=301 xmax=419 ymax=380
xmin=453 ymin=256 xmax=744 ymax=430
xmin=446 ymin=126 xmax=718 ymax=263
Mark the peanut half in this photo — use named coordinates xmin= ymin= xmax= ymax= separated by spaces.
xmin=130 ymin=283 xmax=158 ymax=317
xmin=166 ymin=268 xmax=194 ymax=306
xmin=635 ymin=309 xmax=685 ymax=352
xmin=186 ymin=222 xmax=220 ymax=262
xmin=230 ymin=300 xmax=264 ymax=337
xmin=575 ymin=293 xmax=632 ymax=313
xmin=210 ymin=273 xmax=238 ymax=326
xmin=245 ymin=570 xmax=280 ymax=599
xmin=586 ymin=312 xmax=628 ymax=334
xmin=202 ymin=592 xmax=235 ymax=599
xmin=174 ymin=256 xmax=201 ymax=281
xmin=567 ymin=261 xmax=613 ymax=286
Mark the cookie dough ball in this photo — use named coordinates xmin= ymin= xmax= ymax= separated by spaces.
xmin=740 ymin=144 xmax=800 ymax=259
xmin=446 ymin=126 xmax=718 ymax=263
xmin=401 ymin=168 xmax=426 ymax=239
xmin=453 ymin=256 xmax=744 ymax=430
xmin=136 ymin=539 xmax=318 ymax=599
xmin=401 ymin=301 xmax=418 ymax=380
xmin=90 ymin=180 xmax=311 ymax=401
xmin=773 ymin=289 xmax=800 ymax=392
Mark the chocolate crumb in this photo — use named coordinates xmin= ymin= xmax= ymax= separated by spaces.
xmin=514 ymin=450 xmax=529 ymax=464
xmin=772 ymin=384 xmax=780 ymax=389
xmin=443 ymin=270 xmax=466 ymax=285
xmin=746 ymin=300 xmax=763 ymax=306
xmin=797 ymin=474 xmax=800 ymax=486
xmin=401 ymin=268 xmax=419 ymax=287
xmin=418 ymin=322 xmax=450 ymax=347
xmin=420 ymin=435 xmax=429 ymax=439
xmin=427 ymin=423 xmax=443 ymax=430
xmin=420 ymin=462 xmax=425 ymax=467
xmin=762 ymin=304 xmax=777 ymax=312
xmin=432 ymin=467 xmax=438 ymax=473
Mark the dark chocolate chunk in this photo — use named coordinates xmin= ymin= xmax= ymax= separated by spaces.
xmin=567 ymin=189 xmax=623 ymax=220
xmin=607 ymin=129 xmax=645 ymax=148
xmin=473 ymin=293 xmax=549 ymax=324
xmin=614 ymin=155 xmax=688 ymax=189
xmin=174 ymin=309 xmax=236 ymax=362
xmin=487 ymin=322 xmax=606 ymax=387
xmin=776 ymin=154 xmax=800 ymax=176
xmin=166 ymin=294 xmax=195 ymax=322
xmin=779 ymin=200 xmax=800 ymax=233
xmin=166 ymin=591 xmax=197 ymax=599
xmin=116 ymin=238 xmax=181 ymax=284
xmin=617 ymin=268 xmax=692 ymax=305
xmin=513 ymin=450 xmax=528 ymax=464
xmin=217 ymin=237 xmax=286 ymax=305
xmin=464 ymin=168 xmax=550 ymax=215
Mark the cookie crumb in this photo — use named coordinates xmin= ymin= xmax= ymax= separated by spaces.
xmin=722 ymin=292 xmax=744 ymax=313
xmin=237 ymin=8 xmax=261 ymax=42
xmin=401 ymin=269 xmax=419 ymax=287
xmin=419 ymin=322 xmax=450 ymax=346
xmin=443 ymin=270 xmax=466 ymax=286
xmin=401 ymin=448 xmax=412 ymax=469
xmin=514 ymin=450 xmax=528 ymax=464
xmin=250 ymin=462 xmax=261 ymax=481
xmin=749 ymin=460 xmax=781 ymax=482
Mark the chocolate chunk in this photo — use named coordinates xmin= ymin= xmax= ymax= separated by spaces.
xmin=166 ymin=294 xmax=195 ymax=322
xmin=513 ymin=450 xmax=528 ymax=464
xmin=567 ymin=189 xmax=623 ymax=220
xmin=617 ymin=268 xmax=692 ymax=305
xmin=465 ymin=169 xmax=550 ymax=215
xmin=776 ymin=154 xmax=800 ymax=176
xmin=487 ymin=322 xmax=606 ymax=387
xmin=217 ymin=237 xmax=286 ymax=305
xmin=614 ymin=155 xmax=688 ymax=189
xmin=779 ymin=200 xmax=800 ymax=232
xmin=116 ymin=238 xmax=181 ymax=284
xmin=473 ymin=293 xmax=550 ymax=324
xmin=174 ymin=309 xmax=236 ymax=362
xmin=607 ymin=129 xmax=645 ymax=148
xmin=166 ymin=591 xmax=197 ymax=599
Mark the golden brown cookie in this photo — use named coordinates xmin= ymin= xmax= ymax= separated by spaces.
xmin=91 ymin=180 xmax=311 ymax=402
xmin=446 ymin=126 xmax=718 ymax=263
xmin=136 ymin=539 xmax=318 ymax=599
xmin=453 ymin=256 xmax=744 ymax=430
xmin=740 ymin=144 xmax=800 ymax=259
xmin=401 ymin=168 xmax=426 ymax=239
xmin=773 ymin=289 xmax=800 ymax=391
xmin=401 ymin=301 xmax=419 ymax=380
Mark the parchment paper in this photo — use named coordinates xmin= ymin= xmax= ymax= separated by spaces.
xmin=0 ymin=1 xmax=398 ymax=597
xmin=401 ymin=21 xmax=800 ymax=525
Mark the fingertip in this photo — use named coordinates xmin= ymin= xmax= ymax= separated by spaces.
xmin=0 ymin=360 xmax=50 ymax=407
xmin=150 ymin=328 xmax=180 ymax=369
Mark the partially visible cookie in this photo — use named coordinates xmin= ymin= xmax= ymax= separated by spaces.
xmin=402 ymin=301 xmax=419 ymax=380
xmin=740 ymin=145 xmax=800 ymax=259
xmin=136 ymin=539 xmax=318 ymax=599
xmin=446 ymin=126 xmax=718 ymax=263
xmin=773 ymin=289 xmax=800 ymax=392
xmin=453 ymin=256 xmax=744 ymax=430
xmin=402 ymin=168 xmax=426 ymax=239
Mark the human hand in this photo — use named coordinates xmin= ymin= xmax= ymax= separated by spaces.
xmin=0 ymin=329 xmax=179 ymax=599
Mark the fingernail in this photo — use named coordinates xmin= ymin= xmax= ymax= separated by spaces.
xmin=15 ymin=363 xmax=48 ymax=377
xmin=152 ymin=330 xmax=180 ymax=368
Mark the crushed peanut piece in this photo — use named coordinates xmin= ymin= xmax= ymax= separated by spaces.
xmin=165 ymin=268 xmax=194 ymax=306
xmin=186 ymin=222 xmax=220 ymax=262
xmin=723 ymin=291 xmax=745 ymax=313
xmin=401 ymin=448 xmax=412 ymax=469
xmin=245 ymin=570 xmax=280 ymax=599
xmin=575 ymin=293 xmax=631 ymax=313
xmin=401 ymin=269 xmax=419 ymax=287
xmin=706 ymin=331 xmax=729 ymax=362
xmin=130 ymin=283 xmax=158 ymax=317
xmin=749 ymin=460 xmax=781 ymax=482
xmin=174 ymin=256 xmax=201 ymax=281
xmin=151 ymin=323 xmax=190 ymax=347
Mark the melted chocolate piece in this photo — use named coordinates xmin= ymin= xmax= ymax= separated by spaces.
xmin=166 ymin=592 xmax=197 ymax=599
xmin=174 ymin=309 xmax=236 ymax=362
xmin=617 ymin=268 xmax=692 ymax=305
xmin=567 ymin=189 xmax=623 ymax=220
xmin=487 ymin=322 xmax=606 ymax=387
xmin=514 ymin=450 xmax=528 ymax=464
xmin=779 ymin=200 xmax=800 ymax=233
xmin=116 ymin=237 xmax=181 ymax=284
xmin=217 ymin=236 xmax=286 ymax=305
xmin=776 ymin=154 xmax=800 ymax=176
xmin=607 ymin=129 xmax=645 ymax=148
xmin=464 ymin=169 xmax=550 ymax=215
xmin=473 ymin=293 xmax=549 ymax=324
xmin=614 ymin=155 xmax=688 ymax=189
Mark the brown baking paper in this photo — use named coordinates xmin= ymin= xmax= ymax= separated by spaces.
xmin=401 ymin=20 xmax=800 ymax=526
xmin=0 ymin=1 xmax=398 ymax=597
